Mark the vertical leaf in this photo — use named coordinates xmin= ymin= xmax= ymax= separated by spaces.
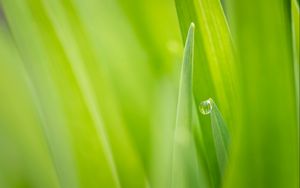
xmin=198 ymin=98 xmax=230 ymax=180
xmin=171 ymin=23 xmax=209 ymax=188
xmin=209 ymin=99 xmax=230 ymax=176
xmin=225 ymin=0 xmax=298 ymax=187
xmin=292 ymin=0 xmax=299 ymax=123
xmin=174 ymin=0 xmax=238 ymax=187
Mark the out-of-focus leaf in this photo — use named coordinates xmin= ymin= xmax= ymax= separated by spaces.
xmin=150 ymin=80 xmax=177 ymax=188
xmin=2 ymin=1 xmax=82 ymax=187
xmin=225 ymin=0 xmax=298 ymax=187
xmin=0 ymin=26 xmax=60 ymax=188
xmin=117 ymin=0 xmax=182 ymax=74
xmin=292 ymin=0 xmax=299 ymax=119
xmin=2 ymin=0 xmax=149 ymax=187
xmin=68 ymin=0 xmax=157 ymax=177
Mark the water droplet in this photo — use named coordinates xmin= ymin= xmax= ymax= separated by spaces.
xmin=199 ymin=98 xmax=213 ymax=115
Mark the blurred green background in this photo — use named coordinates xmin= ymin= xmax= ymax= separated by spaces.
xmin=0 ymin=0 xmax=299 ymax=187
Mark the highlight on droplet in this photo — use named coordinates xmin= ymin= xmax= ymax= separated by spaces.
xmin=199 ymin=98 xmax=213 ymax=115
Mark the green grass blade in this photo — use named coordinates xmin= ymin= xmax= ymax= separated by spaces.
xmin=0 ymin=27 xmax=60 ymax=188
xmin=225 ymin=0 xmax=298 ymax=187
xmin=292 ymin=0 xmax=299 ymax=120
xmin=2 ymin=0 xmax=155 ymax=187
xmin=150 ymin=81 xmax=177 ymax=188
xmin=199 ymin=98 xmax=230 ymax=176
xmin=171 ymin=23 xmax=206 ymax=188
xmin=2 ymin=1 xmax=81 ymax=187
xmin=174 ymin=0 xmax=238 ymax=187
xmin=69 ymin=1 xmax=156 ymax=182
xmin=174 ymin=0 xmax=238 ymax=127
xmin=40 ymin=1 xmax=121 ymax=186
xmin=293 ymin=0 xmax=300 ymax=58
xmin=116 ymin=0 xmax=182 ymax=74
xmin=292 ymin=1 xmax=299 ymax=185
xmin=41 ymin=0 xmax=150 ymax=186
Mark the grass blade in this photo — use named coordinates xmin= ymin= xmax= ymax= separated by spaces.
xmin=292 ymin=0 xmax=299 ymax=121
xmin=225 ymin=0 xmax=298 ymax=187
xmin=174 ymin=0 xmax=238 ymax=186
xmin=199 ymin=98 xmax=230 ymax=176
xmin=174 ymin=0 xmax=238 ymax=127
xmin=171 ymin=23 xmax=208 ymax=188
xmin=2 ymin=1 xmax=81 ymax=187
xmin=0 ymin=27 xmax=60 ymax=188
xmin=3 ymin=0 xmax=153 ymax=187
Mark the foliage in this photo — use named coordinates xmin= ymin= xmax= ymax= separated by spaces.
xmin=0 ymin=0 xmax=298 ymax=187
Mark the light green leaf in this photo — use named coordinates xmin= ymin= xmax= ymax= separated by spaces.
xmin=171 ymin=23 xmax=208 ymax=188
xmin=292 ymin=0 xmax=299 ymax=120
xmin=2 ymin=0 xmax=148 ymax=187
xmin=174 ymin=0 xmax=238 ymax=187
xmin=199 ymin=98 xmax=230 ymax=176
xmin=2 ymin=1 xmax=80 ymax=187
xmin=0 ymin=26 xmax=60 ymax=188
xmin=174 ymin=0 xmax=239 ymax=127
xmin=225 ymin=0 xmax=298 ymax=187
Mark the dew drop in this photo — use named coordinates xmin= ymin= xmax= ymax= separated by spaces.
xmin=199 ymin=98 xmax=213 ymax=115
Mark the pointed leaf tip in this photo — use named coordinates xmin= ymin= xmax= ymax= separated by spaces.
xmin=190 ymin=22 xmax=195 ymax=29
xmin=171 ymin=21 xmax=202 ymax=188
xmin=187 ymin=22 xmax=195 ymax=41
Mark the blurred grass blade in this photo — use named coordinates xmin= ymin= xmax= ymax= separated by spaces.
xmin=150 ymin=80 xmax=177 ymax=188
xmin=0 ymin=27 xmax=60 ymax=188
xmin=292 ymin=0 xmax=299 ymax=120
xmin=171 ymin=23 xmax=205 ymax=188
xmin=2 ymin=1 xmax=81 ymax=187
xmin=174 ymin=0 xmax=238 ymax=187
xmin=293 ymin=0 xmax=300 ymax=58
xmin=41 ymin=1 xmax=121 ymax=185
xmin=199 ymin=98 xmax=230 ymax=176
xmin=292 ymin=2 xmax=299 ymax=181
xmin=68 ymin=1 xmax=156 ymax=184
xmin=225 ymin=0 xmax=298 ymax=187
xmin=116 ymin=0 xmax=182 ymax=74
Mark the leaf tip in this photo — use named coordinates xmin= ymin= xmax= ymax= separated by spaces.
xmin=188 ymin=23 xmax=195 ymax=36
xmin=190 ymin=22 xmax=195 ymax=29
